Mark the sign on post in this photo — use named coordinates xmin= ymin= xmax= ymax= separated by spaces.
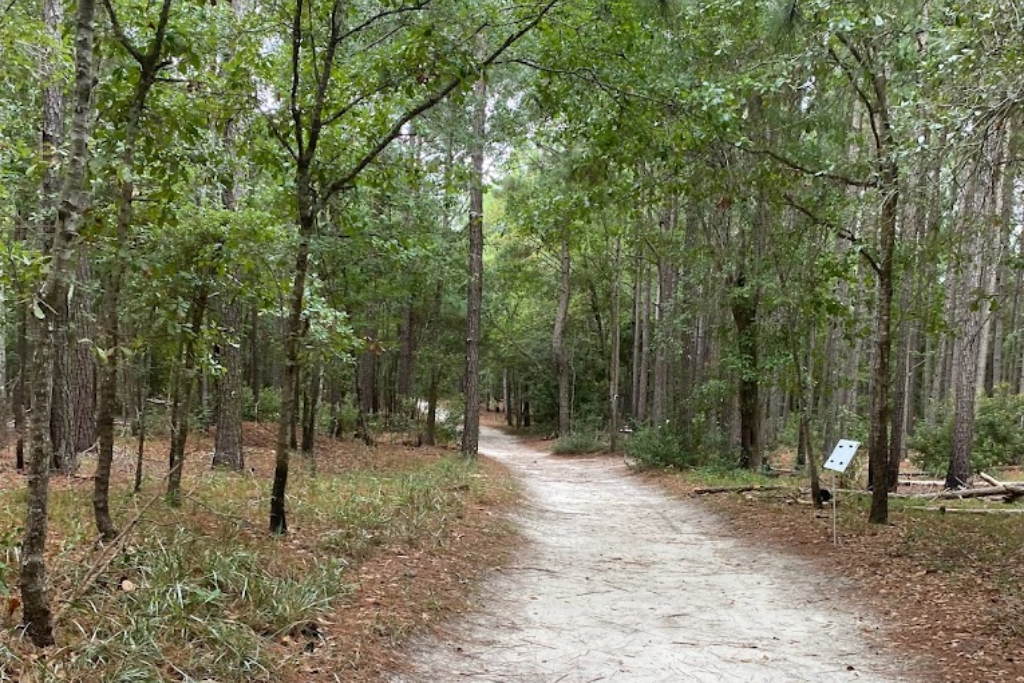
xmin=824 ymin=439 xmax=859 ymax=473
xmin=823 ymin=439 xmax=860 ymax=546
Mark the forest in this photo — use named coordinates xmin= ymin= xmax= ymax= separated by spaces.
xmin=1 ymin=0 xmax=1023 ymax=678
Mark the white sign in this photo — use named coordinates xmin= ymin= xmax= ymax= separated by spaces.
xmin=823 ymin=440 xmax=860 ymax=473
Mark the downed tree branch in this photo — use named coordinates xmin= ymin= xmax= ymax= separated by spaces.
xmin=837 ymin=485 xmax=1024 ymax=501
xmin=917 ymin=506 xmax=1024 ymax=515
xmin=693 ymin=485 xmax=788 ymax=495
xmin=978 ymin=472 xmax=1004 ymax=488
xmin=930 ymin=485 xmax=1024 ymax=501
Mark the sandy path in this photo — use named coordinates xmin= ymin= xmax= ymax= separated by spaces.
xmin=391 ymin=427 xmax=912 ymax=682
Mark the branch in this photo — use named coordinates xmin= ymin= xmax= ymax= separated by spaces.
xmin=322 ymin=0 xmax=562 ymax=201
xmin=320 ymin=83 xmax=389 ymax=129
xmin=741 ymin=145 xmax=876 ymax=188
xmin=260 ymin=107 xmax=299 ymax=161
xmin=148 ymin=0 xmax=174 ymax=65
xmin=783 ymin=192 xmax=882 ymax=276
xmin=101 ymin=0 xmax=144 ymax=64
xmin=335 ymin=0 xmax=434 ymax=46
xmin=0 ymin=0 xmax=19 ymax=28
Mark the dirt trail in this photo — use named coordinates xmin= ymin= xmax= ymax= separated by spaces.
xmin=391 ymin=427 xmax=913 ymax=682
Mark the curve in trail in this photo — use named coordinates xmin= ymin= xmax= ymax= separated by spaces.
xmin=392 ymin=426 xmax=913 ymax=683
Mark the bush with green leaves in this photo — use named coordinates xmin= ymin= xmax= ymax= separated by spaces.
xmin=242 ymin=387 xmax=283 ymax=422
xmin=910 ymin=390 xmax=1024 ymax=473
xmin=625 ymin=421 xmax=732 ymax=469
xmin=0 ymin=526 xmax=19 ymax=596
xmin=552 ymin=414 xmax=607 ymax=454
xmin=552 ymin=431 xmax=607 ymax=454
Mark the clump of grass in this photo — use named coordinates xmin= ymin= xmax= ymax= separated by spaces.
xmin=0 ymin=452 xmax=484 ymax=683
xmin=552 ymin=431 xmax=607 ymax=455
xmin=685 ymin=465 xmax=778 ymax=489
xmin=309 ymin=457 xmax=476 ymax=558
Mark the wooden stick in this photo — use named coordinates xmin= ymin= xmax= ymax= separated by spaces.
xmin=917 ymin=506 xmax=1024 ymax=515
xmin=978 ymin=471 xmax=1004 ymax=487
xmin=693 ymin=485 xmax=788 ymax=494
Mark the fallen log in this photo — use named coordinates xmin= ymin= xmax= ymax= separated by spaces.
xmin=835 ymin=486 xmax=1024 ymax=501
xmin=978 ymin=472 xmax=1004 ymax=488
xmin=932 ymin=485 xmax=1024 ymax=501
xmin=692 ymin=484 xmax=787 ymax=495
xmin=917 ymin=506 xmax=1024 ymax=515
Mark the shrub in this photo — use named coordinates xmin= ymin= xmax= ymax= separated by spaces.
xmin=910 ymin=390 xmax=1024 ymax=473
xmin=552 ymin=430 xmax=607 ymax=454
xmin=625 ymin=421 xmax=731 ymax=469
xmin=243 ymin=387 xmax=283 ymax=422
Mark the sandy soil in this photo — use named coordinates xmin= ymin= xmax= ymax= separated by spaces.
xmin=391 ymin=427 xmax=914 ymax=682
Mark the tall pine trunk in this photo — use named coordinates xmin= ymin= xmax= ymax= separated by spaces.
xmin=21 ymin=0 xmax=97 ymax=645
xmin=553 ymin=233 xmax=571 ymax=436
xmin=461 ymin=57 xmax=486 ymax=457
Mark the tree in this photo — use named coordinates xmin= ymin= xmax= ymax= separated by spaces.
xmin=20 ymin=0 xmax=97 ymax=646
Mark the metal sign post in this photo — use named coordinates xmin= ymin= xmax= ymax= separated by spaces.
xmin=823 ymin=439 xmax=860 ymax=546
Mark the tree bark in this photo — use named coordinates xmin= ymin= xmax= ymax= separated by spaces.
xmin=213 ymin=294 xmax=245 ymax=470
xmin=167 ymin=291 xmax=208 ymax=505
xmin=95 ymin=0 xmax=175 ymax=541
xmin=397 ymin=302 xmax=415 ymax=414
xmin=553 ymin=232 xmax=571 ymax=436
xmin=866 ymin=68 xmax=900 ymax=524
xmin=21 ymin=0 xmax=97 ymax=646
xmin=731 ymin=271 xmax=762 ymax=471
xmin=270 ymin=165 xmax=314 ymax=534
xmin=301 ymin=358 xmax=321 ymax=455
xmin=461 ymin=56 xmax=486 ymax=458
xmin=213 ymin=80 xmax=246 ymax=469
xmin=608 ymin=236 xmax=622 ymax=452
xmin=636 ymin=265 xmax=651 ymax=423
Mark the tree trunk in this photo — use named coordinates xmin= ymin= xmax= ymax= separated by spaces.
xmin=636 ymin=267 xmax=652 ymax=423
xmin=249 ymin=302 xmax=262 ymax=408
xmin=731 ymin=271 xmax=762 ymax=470
xmin=301 ymin=359 xmax=321 ymax=455
xmin=461 ymin=58 xmax=485 ymax=458
xmin=213 ymin=294 xmax=245 ymax=470
xmin=0 ymin=287 xmax=7 ymax=450
xmin=946 ymin=129 xmax=1005 ymax=488
xmin=630 ymin=257 xmax=642 ymax=420
xmin=270 ymin=165 xmax=314 ymax=534
xmin=867 ymin=76 xmax=899 ymax=524
xmin=134 ymin=351 xmax=149 ymax=493
xmin=553 ymin=232 xmax=571 ymax=437
xmin=21 ymin=0 xmax=97 ymax=645
xmin=95 ymin=0 xmax=174 ymax=540
xmin=608 ymin=236 xmax=622 ymax=452
xmin=71 ymin=259 xmax=97 ymax=454
xmin=397 ymin=302 xmax=415 ymax=414
xmin=167 ymin=292 xmax=208 ymax=505
xmin=503 ymin=369 xmax=512 ymax=426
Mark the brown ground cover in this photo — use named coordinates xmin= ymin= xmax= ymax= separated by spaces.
xmin=0 ymin=423 xmax=520 ymax=682
xmin=651 ymin=471 xmax=1024 ymax=683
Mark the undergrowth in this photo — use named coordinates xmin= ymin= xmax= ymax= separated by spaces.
xmin=0 ymin=453 xmax=480 ymax=683
xmin=551 ymin=430 xmax=607 ymax=454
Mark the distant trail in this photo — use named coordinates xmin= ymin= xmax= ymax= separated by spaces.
xmin=390 ymin=426 xmax=912 ymax=682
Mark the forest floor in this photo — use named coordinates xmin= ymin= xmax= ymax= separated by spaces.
xmin=0 ymin=423 xmax=520 ymax=682
xmin=391 ymin=426 xmax=913 ymax=682
xmin=650 ymin=468 xmax=1024 ymax=683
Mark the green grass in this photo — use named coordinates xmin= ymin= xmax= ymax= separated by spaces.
xmin=684 ymin=466 xmax=781 ymax=489
xmin=552 ymin=431 xmax=608 ymax=455
xmin=0 ymin=454 xmax=481 ymax=683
